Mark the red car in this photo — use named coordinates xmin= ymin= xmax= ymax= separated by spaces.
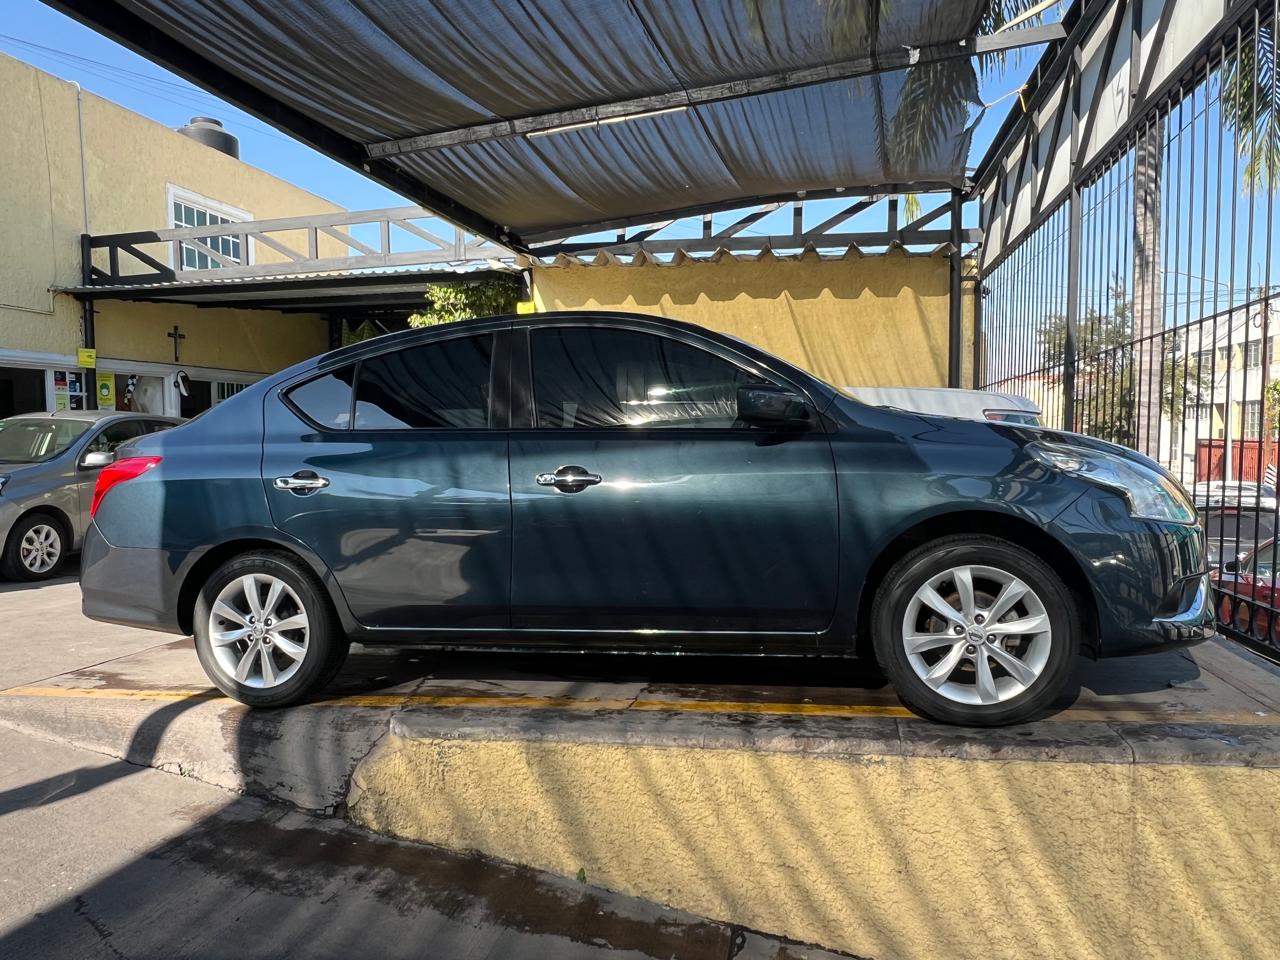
xmin=1212 ymin=536 xmax=1280 ymax=644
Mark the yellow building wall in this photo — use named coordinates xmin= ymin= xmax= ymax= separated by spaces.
xmin=0 ymin=51 xmax=342 ymax=374
xmin=94 ymin=301 xmax=328 ymax=373
xmin=530 ymin=250 xmax=975 ymax=388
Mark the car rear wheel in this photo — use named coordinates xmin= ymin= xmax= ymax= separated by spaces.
xmin=1 ymin=513 xmax=67 ymax=581
xmin=871 ymin=534 xmax=1079 ymax=726
xmin=193 ymin=550 xmax=348 ymax=707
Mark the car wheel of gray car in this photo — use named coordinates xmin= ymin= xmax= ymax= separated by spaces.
xmin=1 ymin=513 xmax=67 ymax=581
xmin=871 ymin=534 xmax=1079 ymax=726
xmin=194 ymin=550 xmax=348 ymax=707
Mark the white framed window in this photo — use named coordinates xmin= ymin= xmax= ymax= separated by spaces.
xmin=1195 ymin=403 xmax=1212 ymax=423
xmin=166 ymin=185 xmax=251 ymax=271
xmin=215 ymin=381 xmax=247 ymax=403
xmin=1247 ymin=340 xmax=1263 ymax=368
xmin=1244 ymin=399 xmax=1263 ymax=440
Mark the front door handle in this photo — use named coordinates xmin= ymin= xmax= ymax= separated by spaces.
xmin=273 ymin=470 xmax=330 ymax=494
xmin=535 ymin=465 xmax=602 ymax=493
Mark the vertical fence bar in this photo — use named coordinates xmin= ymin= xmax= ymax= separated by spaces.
xmin=948 ymin=189 xmax=964 ymax=387
xmin=1064 ymin=50 xmax=1083 ymax=429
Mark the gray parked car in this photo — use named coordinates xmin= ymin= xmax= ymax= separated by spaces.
xmin=0 ymin=411 xmax=181 ymax=580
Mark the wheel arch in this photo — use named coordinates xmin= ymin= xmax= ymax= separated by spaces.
xmin=176 ymin=536 xmax=352 ymax=637
xmin=854 ymin=510 xmax=1100 ymax=659
xmin=5 ymin=505 xmax=75 ymax=549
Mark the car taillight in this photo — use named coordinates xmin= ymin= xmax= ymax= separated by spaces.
xmin=91 ymin=456 xmax=162 ymax=517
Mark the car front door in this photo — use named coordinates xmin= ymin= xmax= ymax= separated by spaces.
xmin=509 ymin=323 xmax=839 ymax=635
xmin=262 ymin=329 xmax=510 ymax=629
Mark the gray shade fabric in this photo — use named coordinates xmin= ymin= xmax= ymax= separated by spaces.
xmin=105 ymin=0 xmax=987 ymax=241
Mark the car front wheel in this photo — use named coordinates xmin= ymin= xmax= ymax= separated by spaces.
xmin=871 ymin=534 xmax=1079 ymax=726
xmin=193 ymin=550 xmax=348 ymax=707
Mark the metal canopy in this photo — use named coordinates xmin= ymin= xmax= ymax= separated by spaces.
xmin=61 ymin=266 xmax=512 ymax=316
xmin=44 ymin=0 xmax=1054 ymax=251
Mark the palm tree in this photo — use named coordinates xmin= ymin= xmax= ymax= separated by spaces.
xmin=742 ymin=0 xmax=1051 ymax=217
xmin=1221 ymin=19 xmax=1280 ymax=192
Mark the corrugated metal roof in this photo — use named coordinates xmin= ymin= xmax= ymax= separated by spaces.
xmin=523 ymin=244 xmax=954 ymax=268
xmin=57 ymin=263 xmax=516 ymax=298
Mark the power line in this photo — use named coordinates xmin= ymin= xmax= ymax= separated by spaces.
xmin=0 ymin=32 xmax=298 ymax=146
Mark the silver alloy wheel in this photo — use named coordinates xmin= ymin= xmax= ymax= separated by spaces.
xmin=19 ymin=523 xmax=62 ymax=574
xmin=901 ymin=564 xmax=1052 ymax=706
xmin=207 ymin=573 xmax=310 ymax=689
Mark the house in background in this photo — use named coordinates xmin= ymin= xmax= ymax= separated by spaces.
xmin=0 ymin=51 xmax=340 ymax=419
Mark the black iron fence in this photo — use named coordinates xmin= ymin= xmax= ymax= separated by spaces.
xmin=981 ymin=0 xmax=1280 ymax=661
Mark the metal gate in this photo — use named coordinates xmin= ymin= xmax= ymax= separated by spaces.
xmin=979 ymin=1 xmax=1280 ymax=660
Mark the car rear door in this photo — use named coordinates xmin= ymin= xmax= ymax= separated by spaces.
xmin=508 ymin=322 xmax=839 ymax=635
xmin=262 ymin=328 xmax=511 ymax=629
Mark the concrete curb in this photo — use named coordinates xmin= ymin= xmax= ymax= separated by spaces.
xmin=349 ymin=707 xmax=1280 ymax=960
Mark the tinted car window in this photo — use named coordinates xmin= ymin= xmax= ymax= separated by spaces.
xmin=288 ymin=365 xmax=356 ymax=429
xmin=531 ymin=327 xmax=764 ymax=429
xmin=355 ymin=335 xmax=493 ymax=429
xmin=86 ymin=420 xmax=146 ymax=453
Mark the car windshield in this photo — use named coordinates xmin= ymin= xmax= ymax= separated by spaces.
xmin=0 ymin=417 xmax=93 ymax=463
xmin=1203 ymin=510 xmax=1278 ymax=565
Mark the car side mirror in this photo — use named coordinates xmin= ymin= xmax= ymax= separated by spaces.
xmin=737 ymin=384 xmax=812 ymax=428
xmin=80 ymin=450 xmax=115 ymax=470
xmin=1222 ymin=560 xmax=1239 ymax=574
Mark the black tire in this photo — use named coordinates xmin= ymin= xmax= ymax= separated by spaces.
xmin=871 ymin=534 xmax=1080 ymax=726
xmin=193 ymin=550 xmax=349 ymax=707
xmin=1 ymin=512 xmax=68 ymax=581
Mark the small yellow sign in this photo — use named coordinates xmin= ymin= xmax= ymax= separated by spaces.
xmin=515 ymin=300 xmax=537 ymax=315
xmin=77 ymin=348 xmax=97 ymax=369
xmin=96 ymin=374 xmax=116 ymax=410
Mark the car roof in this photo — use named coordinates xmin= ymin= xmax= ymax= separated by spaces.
xmin=4 ymin=410 xmax=179 ymax=423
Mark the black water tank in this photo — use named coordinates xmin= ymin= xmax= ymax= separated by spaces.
xmin=176 ymin=117 xmax=239 ymax=159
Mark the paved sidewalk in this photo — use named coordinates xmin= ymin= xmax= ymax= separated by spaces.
xmin=0 ymin=725 xmax=842 ymax=960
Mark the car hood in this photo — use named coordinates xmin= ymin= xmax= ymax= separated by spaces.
xmin=835 ymin=393 xmax=1174 ymax=478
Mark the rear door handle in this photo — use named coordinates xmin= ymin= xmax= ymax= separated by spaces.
xmin=273 ymin=470 xmax=330 ymax=494
xmin=535 ymin=465 xmax=602 ymax=492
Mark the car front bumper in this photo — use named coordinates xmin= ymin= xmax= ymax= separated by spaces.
xmin=1053 ymin=489 xmax=1217 ymax=657
xmin=1141 ymin=573 xmax=1219 ymax=653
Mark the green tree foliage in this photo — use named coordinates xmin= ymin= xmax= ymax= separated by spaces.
xmin=408 ymin=276 xmax=523 ymax=328
xmin=1039 ymin=286 xmax=1213 ymax=445
xmin=1221 ymin=22 xmax=1280 ymax=191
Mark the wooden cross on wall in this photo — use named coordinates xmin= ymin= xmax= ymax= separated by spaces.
xmin=167 ymin=324 xmax=186 ymax=363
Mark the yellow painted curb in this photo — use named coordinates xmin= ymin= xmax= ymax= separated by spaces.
xmin=0 ymin=684 xmax=1272 ymax=726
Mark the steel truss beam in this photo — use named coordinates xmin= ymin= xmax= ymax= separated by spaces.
xmin=85 ymin=207 xmax=511 ymax=286
xmin=974 ymin=0 xmax=1242 ymax=273
xmin=530 ymin=193 xmax=980 ymax=257
xmin=368 ymin=24 xmax=1065 ymax=157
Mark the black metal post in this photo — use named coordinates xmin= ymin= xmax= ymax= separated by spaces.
xmin=970 ymin=278 xmax=984 ymax=388
xmin=80 ymin=233 xmax=97 ymax=411
xmin=948 ymin=189 xmax=964 ymax=387
xmin=1063 ymin=52 xmax=1083 ymax=431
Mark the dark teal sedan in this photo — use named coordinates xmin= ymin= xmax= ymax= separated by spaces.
xmin=79 ymin=313 xmax=1214 ymax=725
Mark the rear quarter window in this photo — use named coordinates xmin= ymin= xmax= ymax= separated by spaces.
xmin=286 ymin=365 xmax=356 ymax=429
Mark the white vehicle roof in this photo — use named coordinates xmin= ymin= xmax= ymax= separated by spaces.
xmin=841 ymin=386 xmax=1041 ymax=421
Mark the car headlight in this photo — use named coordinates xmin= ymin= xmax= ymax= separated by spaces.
xmin=1028 ymin=441 xmax=1196 ymax=524
xmin=0 ymin=476 xmax=6 ymax=495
